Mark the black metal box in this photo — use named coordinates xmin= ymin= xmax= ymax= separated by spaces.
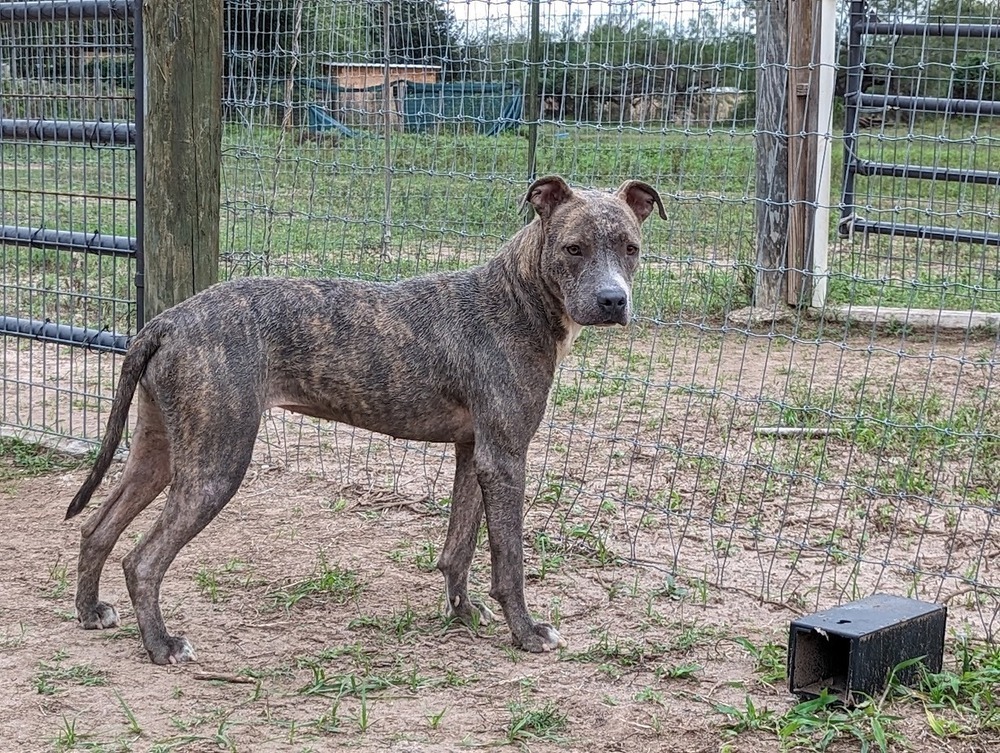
xmin=787 ymin=594 xmax=946 ymax=705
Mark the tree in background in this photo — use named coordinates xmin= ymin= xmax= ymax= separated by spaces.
xmin=465 ymin=5 xmax=754 ymax=123
xmin=220 ymin=0 xmax=995 ymax=127
xmin=302 ymin=0 xmax=462 ymax=72
xmin=223 ymin=1 xmax=462 ymax=97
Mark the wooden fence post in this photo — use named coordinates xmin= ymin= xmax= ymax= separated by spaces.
xmin=754 ymin=0 xmax=789 ymax=312
xmin=787 ymin=0 xmax=821 ymax=306
xmin=140 ymin=0 xmax=223 ymax=322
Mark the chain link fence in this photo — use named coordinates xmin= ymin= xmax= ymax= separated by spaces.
xmin=3 ymin=0 xmax=999 ymax=638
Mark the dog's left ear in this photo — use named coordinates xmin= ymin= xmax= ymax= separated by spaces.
xmin=521 ymin=175 xmax=574 ymax=221
xmin=616 ymin=180 xmax=667 ymax=224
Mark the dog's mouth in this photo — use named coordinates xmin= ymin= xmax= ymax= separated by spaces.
xmin=565 ymin=303 xmax=631 ymax=328
xmin=568 ymin=313 xmax=631 ymax=328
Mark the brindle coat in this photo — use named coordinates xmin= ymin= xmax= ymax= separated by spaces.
xmin=66 ymin=175 xmax=666 ymax=665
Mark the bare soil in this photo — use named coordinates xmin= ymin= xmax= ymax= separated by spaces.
xmin=2 ymin=323 xmax=999 ymax=752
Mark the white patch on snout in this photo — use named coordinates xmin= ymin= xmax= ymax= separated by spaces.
xmin=556 ymin=316 xmax=584 ymax=368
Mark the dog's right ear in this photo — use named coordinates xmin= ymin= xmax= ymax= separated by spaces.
xmin=520 ymin=175 xmax=573 ymax=221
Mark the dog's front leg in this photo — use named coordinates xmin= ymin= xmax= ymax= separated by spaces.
xmin=475 ymin=442 xmax=565 ymax=653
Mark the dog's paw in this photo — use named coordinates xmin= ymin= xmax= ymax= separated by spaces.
xmin=446 ymin=594 xmax=496 ymax=628
xmin=148 ymin=636 xmax=197 ymax=666
xmin=514 ymin=622 xmax=566 ymax=653
xmin=78 ymin=601 xmax=121 ymax=630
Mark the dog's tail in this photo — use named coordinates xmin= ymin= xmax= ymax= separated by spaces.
xmin=65 ymin=321 xmax=167 ymax=520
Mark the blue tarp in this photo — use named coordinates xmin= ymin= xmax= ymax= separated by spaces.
xmin=398 ymin=81 xmax=523 ymax=135
xmin=302 ymin=79 xmax=522 ymax=136
xmin=306 ymin=103 xmax=356 ymax=137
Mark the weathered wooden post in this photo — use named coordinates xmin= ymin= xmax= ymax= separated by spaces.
xmin=786 ymin=0 xmax=818 ymax=306
xmin=139 ymin=0 xmax=223 ymax=323
xmin=753 ymin=0 xmax=789 ymax=314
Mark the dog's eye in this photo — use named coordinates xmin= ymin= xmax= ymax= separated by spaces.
xmin=626 ymin=245 xmax=640 ymax=256
xmin=565 ymin=244 xmax=582 ymax=256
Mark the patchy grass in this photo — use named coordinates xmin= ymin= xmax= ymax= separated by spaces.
xmin=712 ymin=638 xmax=1000 ymax=752
xmin=4 ymin=458 xmax=1000 ymax=752
xmin=756 ymin=377 xmax=1000 ymax=499
xmin=0 ymin=436 xmax=83 ymax=482
xmin=34 ymin=652 xmax=108 ymax=695
xmin=7 ymin=118 xmax=999 ymax=335
xmin=266 ymin=551 xmax=364 ymax=612
xmin=505 ymin=700 xmax=569 ymax=746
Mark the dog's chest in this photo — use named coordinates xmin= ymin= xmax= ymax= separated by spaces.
xmin=555 ymin=319 xmax=584 ymax=368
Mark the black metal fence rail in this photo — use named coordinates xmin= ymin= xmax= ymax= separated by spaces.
xmin=0 ymin=225 xmax=136 ymax=257
xmin=0 ymin=118 xmax=136 ymax=146
xmin=0 ymin=0 xmax=131 ymax=22
xmin=853 ymin=161 xmax=1000 ymax=186
xmin=0 ymin=316 xmax=129 ymax=353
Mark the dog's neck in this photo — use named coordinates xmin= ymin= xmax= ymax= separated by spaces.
xmin=490 ymin=220 xmax=577 ymax=346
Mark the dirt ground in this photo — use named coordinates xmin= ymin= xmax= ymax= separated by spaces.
xmin=2 ymin=323 xmax=1000 ymax=752
xmin=1 ymin=466 xmax=995 ymax=753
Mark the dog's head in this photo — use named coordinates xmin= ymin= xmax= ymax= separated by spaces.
xmin=522 ymin=175 xmax=666 ymax=327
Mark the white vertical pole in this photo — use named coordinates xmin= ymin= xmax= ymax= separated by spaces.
xmin=811 ymin=0 xmax=837 ymax=308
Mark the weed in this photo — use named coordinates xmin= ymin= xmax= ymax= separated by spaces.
xmin=635 ymin=686 xmax=664 ymax=704
xmin=657 ymin=662 xmax=702 ymax=680
xmin=732 ymin=637 xmax=787 ymax=686
xmin=426 ymin=707 xmax=447 ymax=730
xmin=53 ymin=716 xmax=83 ymax=751
xmin=414 ymin=540 xmax=438 ymax=572
xmin=900 ymin=638 xmax=1000 ymax=736
xmin=0 ymin=622 xmax=27 ymax=650
xmin=115 ymin=691 xmax=143 ymax=736
xmin=35 ymin=655 xmax=108 ymax=695
xmin=322 ymin=497 xmax=349 ymax=513
xmin=352 ymin=691 xmax=374 ymax=733
xmin=313 ymin=700 xmax=342 ymax=733
xmin=347 ymin=606 xmax=419 ymax=639
xmin=102 ymin=624 xmax=140 ymax=641
xmin=532 ymin=531 xmax=565 ymax=580
xmin=565 ymin=630 xmax=668 ymax=669
xmin=505 ymin=701 xmax=568 ymax=746
xmin=267 ymin=551 xmax=363 ymax=611
xmin=297 ymin=662 xmax=450 ymax=700
xmin=776 ymin=692 xmax=904 ymax=752
xmin=0 ymin=437 xmax=80 ymax=481
xmin=194 ymin=567 xmax=222 ymax=604
xmin=42 ymin=555 xmax=71 ymax=600
xmin=714 ymin=695 xmax=780 ymax=737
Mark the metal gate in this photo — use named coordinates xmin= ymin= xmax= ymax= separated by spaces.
xmin=1 ymin=0 xmax=141 ymax=446
xmin=0 ymin=0 xmax=143 ymax=352
xmin=839 ymin=0 xmax=1000 ymax=247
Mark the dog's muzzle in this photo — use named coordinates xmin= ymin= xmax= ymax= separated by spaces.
xmin=596 ymin=288 xmax=630 ymax=325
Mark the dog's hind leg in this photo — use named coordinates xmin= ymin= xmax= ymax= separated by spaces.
xmin=437 ymin=441 xmax=495 ymax=628
xmin=76 ymin=389 xmax=171 ymax=630
xmin=121 ymin=416 xmax=257 ymax=665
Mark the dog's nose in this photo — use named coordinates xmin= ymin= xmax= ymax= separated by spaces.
xmin=597 ymin=289 xmax=628 ymax=319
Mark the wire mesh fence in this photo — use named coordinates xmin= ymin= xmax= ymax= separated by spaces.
xmin=3 ymin=0 xmax=1000 ymax=640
